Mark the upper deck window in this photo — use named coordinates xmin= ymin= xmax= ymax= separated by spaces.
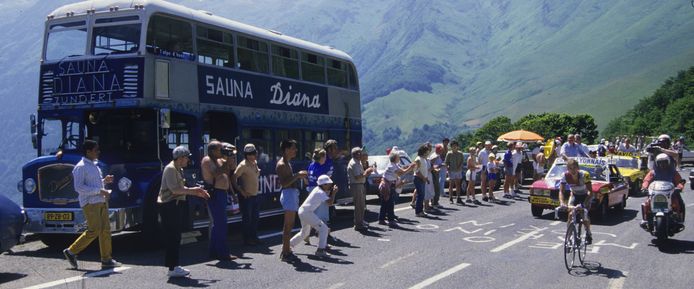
xmin=237 ymin=36 xmax=269 ymax=73
xmin=271 ymin=45 xmax=299 ymax=79
xmin=327 ymin=59 xmax=348 ymax=88
xmin=197 ymin=26 xmax=234 ymax=67
xmin=348 ymin=63 xmax=359 ymax=90
xmin=146 ymin=15 xmax=194 ymax=60
xmin=301 ymin=52 xmax=325 ymax=84
xmin=92 ymin=24 xmax=141 ymax=55
xmin=45 ymin=21 xmax=87 ymax=61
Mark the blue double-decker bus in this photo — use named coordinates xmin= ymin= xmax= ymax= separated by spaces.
xmin=20 ymin=0 xmax=361 ymax=246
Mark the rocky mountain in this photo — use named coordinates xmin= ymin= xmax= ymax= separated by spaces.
xmin=1 ymin=0 xmax=693 ymax=203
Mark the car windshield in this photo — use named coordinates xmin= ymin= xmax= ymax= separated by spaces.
xmin=369 ymin=156 xmax=390 ymax=172
xmin=546 ymin=163 xmax=608 ymax=181
xmin=612 ymin=158 xmax=638 ymax=169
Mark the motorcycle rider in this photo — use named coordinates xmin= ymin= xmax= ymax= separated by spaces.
xmin=646 ymin=134 xmax=679 ymax=170
xmin=640 ymin=153 xmax=686 ymax=230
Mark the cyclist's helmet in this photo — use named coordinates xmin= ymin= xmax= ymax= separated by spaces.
xmin=657 ymin=134 xmax=671 ymax=149
xmin=655 ymin=153 xmax=670 ymax=170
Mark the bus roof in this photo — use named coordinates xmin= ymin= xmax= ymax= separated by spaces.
xmin=48 ymin=0 xmax=353 ymax=62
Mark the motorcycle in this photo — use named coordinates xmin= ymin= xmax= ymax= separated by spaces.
xmin=641 ymin=180 xmax=686 ymax=241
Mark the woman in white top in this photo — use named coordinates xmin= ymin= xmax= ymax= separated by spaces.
xmin=380 ymin=151 xmax=415 ymax=225
xmin=533 ymin=153 xmax=546 ymax=181
xmin=290 ymin=175 xmax=337 ymax=257
xmin=465 ymin=147 xmax=481 ymax=204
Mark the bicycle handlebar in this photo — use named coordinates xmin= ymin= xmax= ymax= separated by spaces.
xmin=554 ymin=204 xmax=588 ymax=220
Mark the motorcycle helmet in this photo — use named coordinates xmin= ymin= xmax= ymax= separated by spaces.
xmin=655 ymin=153 xmax=670 ymax=170
xmin=657 ymin=134 xmax=671 ymax=149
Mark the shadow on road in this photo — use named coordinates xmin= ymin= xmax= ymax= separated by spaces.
xmin=0 ymin=272 xmax=27 ymax=284
xmin=167 ymin=277 xmax=221 ymax=288
xmin=650 ymin=239 xmax=694 ymax=254
xmin=569 ymin=261 xmax=626 ymax=279
xmin=594 ymin=209 xmax=639 ymax=226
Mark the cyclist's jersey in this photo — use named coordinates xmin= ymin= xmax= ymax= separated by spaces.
xmin=561 ymin=170 xmax=591 ymax=196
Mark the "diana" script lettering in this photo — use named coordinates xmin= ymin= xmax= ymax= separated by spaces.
xmin=269 ymin=82 xmax=321 ymax=109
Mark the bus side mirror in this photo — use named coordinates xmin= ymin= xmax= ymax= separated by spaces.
xmin=30 ymin=114 xmax=38 ymax=149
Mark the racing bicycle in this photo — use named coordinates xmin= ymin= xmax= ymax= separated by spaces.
xmin=556 ymin=203 xmax=589 ymax=271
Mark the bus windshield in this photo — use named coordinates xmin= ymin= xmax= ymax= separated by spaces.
xmin=45 ymin=22 xmax=88 ymax=61
xmin=40 ymin=117 xmax=81 ymax=156
xmin=85 ymin=109 xmax=158 ymax=163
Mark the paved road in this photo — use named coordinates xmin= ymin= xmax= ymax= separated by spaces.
xmin=2 ymin=172 xmax=694 ymax=289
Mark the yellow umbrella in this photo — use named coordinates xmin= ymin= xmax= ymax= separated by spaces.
xmin=497 ymin=130 xmax=544 ymax=142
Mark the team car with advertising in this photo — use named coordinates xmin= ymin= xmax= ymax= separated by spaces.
xmin=607 ymin=153 xmax=648 ymax=196
xmin=528 ymin=157 xmax=629 ymax=220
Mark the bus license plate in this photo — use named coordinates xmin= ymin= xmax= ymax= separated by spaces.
xmin=529 ymin=196 xmax=559 ymax=206
xmin=45 ymin=212 xmax=73 ymax=221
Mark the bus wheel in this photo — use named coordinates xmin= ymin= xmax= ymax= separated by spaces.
xmin=39 ymin=234 xmax=74 ymax=249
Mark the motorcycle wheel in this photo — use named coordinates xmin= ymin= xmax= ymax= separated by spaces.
xmin=655 ymin=216 xmax=668 ymax=241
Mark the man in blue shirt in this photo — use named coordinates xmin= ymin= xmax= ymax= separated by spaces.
xmin=560 ymin=134 xmax=588 ymax=159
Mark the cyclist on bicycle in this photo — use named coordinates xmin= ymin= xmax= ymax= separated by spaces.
xmin=559 ymin=159 xmax=594 ymax=244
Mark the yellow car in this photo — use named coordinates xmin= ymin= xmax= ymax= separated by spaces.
xmin=606 ymin=154 xmax=648 ymax=195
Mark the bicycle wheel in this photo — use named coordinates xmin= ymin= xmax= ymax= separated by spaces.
xmin=576 ymin=222 xmax=587 ymax=266
xmin=563 ymin=224 xmax=576 ymax=271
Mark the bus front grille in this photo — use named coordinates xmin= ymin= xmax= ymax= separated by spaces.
xmin=38 ymin=164 xmax=78 ymax=203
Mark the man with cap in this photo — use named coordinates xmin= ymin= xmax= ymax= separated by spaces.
xmin=348 ymin=147 xmax=374 ymax=232
xmin=478 ymin=141 xmax=493 ymax=201
xmin=63 ymin=140 xmax=121 ymax=270
xmin=290 ymin=175 xmax=338 ymax=257
xmin=232 ymin=143 xmax=262 ymax=245
xmin=158 ymin=146 xmax=210 ymax=277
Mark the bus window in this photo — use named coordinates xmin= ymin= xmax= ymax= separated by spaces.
xmin=327 ymin=59 xmax=348 ymax=88
xmin=92 ymin=23 xmax=141 ymax=55
xmin=237 ymin=36 xmax=269 ymax=73
xmin=86 ymin=110 xmax=158 ymax=163
xmin=304 ymin=130 xmax=326 ymax=160
xmin=197 ymin=26 xmax=234 ymax=67
xmin=39 ymin=118 xmax=81 ymax=156
xmin=167 ymin=124 xmax=190 ymax=150
xmin=271 ymin=45 xmax=299 ymax=79
xmin=347 ymin=63 xmax=359 ymax=90
xmin=242 ymin=128 xmax=272 ymax=165
xmin=301 ymin=52 xmax=325 ymax=84
xmin=45 ymin=22 xmax=87 ymax=61
xmin=146 ymin=15 xmax=194 ymax=60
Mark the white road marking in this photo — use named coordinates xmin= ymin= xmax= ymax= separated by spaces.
xmin=607 ymin=271 xmax=628 ymax=289
xmin=327 ymin=282 xmax=345 ymax=289
xmin=24 ymin=267 xmax=131 ymax=289
xmin=687 ymin=203 xmax=694 ymax=207
xmin=490 ymin=227 xmax=547 ymax=253
xmin=395 ymin=206 xmax=411 ymax=212
xmin=380 ymin=251 xmax=417 ymax=269
xmin=408 ymin=262 xmax=471 ymax=289
xmin=484 ymin=229 xmax=497 ymax=236
xmin=377 ymin=238 xmax=391 ymax=242
xmin=550 ymin=221 xmax=562 ymax=226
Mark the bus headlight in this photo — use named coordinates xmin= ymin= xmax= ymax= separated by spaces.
xmin=118 ymin=177 xmax=132 ymax=192
xmin=24 ymin=178 xmax=36 ymax=194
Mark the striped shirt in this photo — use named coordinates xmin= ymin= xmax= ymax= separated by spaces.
xmin=72 ymin=157 xmax=107 ymax=207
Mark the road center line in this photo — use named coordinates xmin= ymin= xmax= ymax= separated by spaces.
xmin=607 ymin=271 xmax=628 ymax=289
xmin=408 ymin=262 xmax=471 ymax=289
xmin=380 ymin=251 xmax=417 ymax=269
xmin=490 ymin=227 xmax=547 ymax=253
xmin=395 ymin=206 xmax=411 ymax=212
xmin=25 ymin=266 xmax=131 ymax=289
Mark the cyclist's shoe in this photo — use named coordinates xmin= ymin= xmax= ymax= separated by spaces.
xmin=585 ymin=233 xmax=593 ymax=245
